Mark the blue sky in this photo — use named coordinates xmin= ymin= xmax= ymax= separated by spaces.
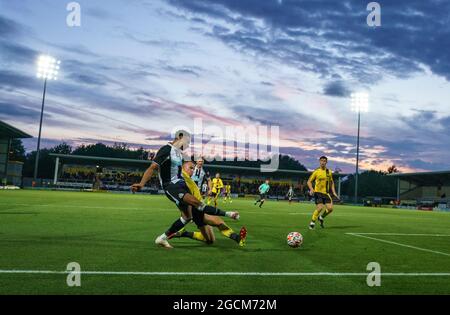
xmin=1 ymin=0 xmax=449 ymax=172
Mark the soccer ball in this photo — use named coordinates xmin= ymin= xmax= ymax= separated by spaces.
xmin=287 ymin=232 xmax=303 ymax=248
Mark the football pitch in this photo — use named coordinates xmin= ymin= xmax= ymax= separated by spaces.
xmin=0 ymin=190 xmax=449 ymax=295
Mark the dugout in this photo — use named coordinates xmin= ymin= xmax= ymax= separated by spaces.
xmin=0 ymin=120 xmax=32 ymax=186
xmin=389 ymin=171 xmax=450 ymax=208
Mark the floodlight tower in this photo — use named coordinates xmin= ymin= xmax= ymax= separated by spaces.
xmin=350 ymin=92 xmax=369 ymax=204
xmin=34 ymin=55 xmax=60 ymax=183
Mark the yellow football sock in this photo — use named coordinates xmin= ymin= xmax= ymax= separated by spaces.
xmin=218 ymin=223 xmax=234 ymax=238
xmin=192 ymin=231 xmax=206 ymax=242
xmin=312 ymin=209 xmax=321 ymax=222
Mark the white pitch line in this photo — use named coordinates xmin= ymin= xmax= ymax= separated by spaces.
xmin=0 ymin=270 xmax=449 ymax=277
xmin=347 ymin=233 xmax=450 ymax=257
xmin=0 ymin=204 xmax=167 ymax=211
xmin=351 ymin=233 xmax=450 ymax=237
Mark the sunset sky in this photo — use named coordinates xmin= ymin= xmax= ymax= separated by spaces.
xmin=1 ymin=0 xmax=449 ymax=172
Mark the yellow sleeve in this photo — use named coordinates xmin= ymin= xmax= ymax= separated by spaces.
xmin=329 ymin=170 xmax=334 ymax=182
xmin=219 ymin=179 xmax=224 ymax=188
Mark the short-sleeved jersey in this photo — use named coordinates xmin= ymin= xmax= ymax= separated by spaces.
xmin=211 ymin=178 xmax=224 ymax=193
xmin=152 ymin=144 xmax=183 ymax=189
xmin=191 ymin=166 xmax=210 ymax=189
xmin=287 ymin=188 xmax=294 ymax=197
xmin=308 ymin=168 xmax=333 ymax=194
xmin=259 ymin=183 xmax=270 ymax=194
xmin=225 ymin=185 xmax=231 ymax=193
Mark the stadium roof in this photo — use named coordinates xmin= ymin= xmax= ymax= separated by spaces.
xmin=0 ymin=120 xmax=32 ymax=139
xmin=388 ymin=170 xmax=450 ymax=185
xmin=49 ymin=153 xmax=348 ymax=177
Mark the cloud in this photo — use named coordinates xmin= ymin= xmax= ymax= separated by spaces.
xmin=45 ymin=42 xmax=100 ymax=58
xmin=67 ymin=73 xmax=107 ymax=86
xmin=168 ymin=0 xmax=450 ymax=82
xmin=0 ymin=40 xmax=38 ymax=64
xmin=231 ymin=105 xmax=318 ymax=130
xmin=84 ymin=7 xmax=114 ymax=20
xmin=122 ymin=31 xmax=198 ymax=50
xmin=0 ymin=102 xmax=41 ymax=120
xmin=0 ymin=14 xmax=26 ymax=38
xmin=323 ymin=81 xmax=350 ymax=97
xmin=163 ymin=65 xmax=202 ymax=78
xmin=0 ymin=70 xmax=37 ymax=90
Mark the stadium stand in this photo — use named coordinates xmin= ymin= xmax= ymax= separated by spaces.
xmin=389 ymin=171 xmax=450 ymax=211
xmin=48 ymin=153 xmax=347 ymax=200
xmin=0 ymin=120 xmax=32 ymax=187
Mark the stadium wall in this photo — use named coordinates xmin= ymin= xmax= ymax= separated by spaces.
xmin=0 ymin=138 xmax=9 ymax=184
xmin=400 ymin=180 xmax=450 ymax=199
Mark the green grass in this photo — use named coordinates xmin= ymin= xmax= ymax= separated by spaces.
xmin=0 ymin=190 xmax=449 ymax=295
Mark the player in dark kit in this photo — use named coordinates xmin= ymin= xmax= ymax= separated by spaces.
xmin=131 ymin=131 xmax=240 ymax=249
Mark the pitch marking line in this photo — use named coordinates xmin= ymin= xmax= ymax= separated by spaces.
xmin=351 ymin=233 xmax=450 ymax=237
xmin=346 ymin=233 xmax=450 ymax=257
xmin=0 ymin=204 xmax=168 ymax=211
xmin=0 ymin=270 xmax=449 ymax=277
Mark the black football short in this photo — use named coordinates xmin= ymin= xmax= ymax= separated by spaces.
xmin=211 ymin=191 xmax=220 ymax=198
xmin=259 ymin=193 xmax=267 ymax=200
xmin=164 ymin=180 xmax=190 ymax=210
xmin=164 ymin=180 xmax=206 ymax=228
xmin=314 ymin=192 xmax=332 ymax=205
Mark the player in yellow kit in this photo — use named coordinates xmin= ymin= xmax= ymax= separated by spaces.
xmin=172 ymin=162 xmax=247 ymax=247
xmin=208 ymin=173 xmax=224 ymax=207
xmin=223 ymin=183 xmax=232 ymax=203
xmin=307 ymin=156 xmax=339 ymax=229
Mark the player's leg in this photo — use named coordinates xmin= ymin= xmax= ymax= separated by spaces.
xmin=254 ymin=194 xmax=262 ymax=205
xmin=214 ymin=192 xmax=219 ymax=207
xmin=259 ymin=195 xmax=266 ymax=208
xmin=182 ymin=192 xmax=240 ymax=220
xmin=192 ymin=209 xmax=216 ymax=244
xmin=319 ymin=197 xmax=333 ymax=228
xmin=203 ymin=214 xmax=247 ymax=246
xmin=155 ymin=193 xmax=193 ymax=249
xmin=309 ymin=196 xmax=324 ymax=229
xmin=207 ymin=191 xmax=213 ymax=205
xmin=172 ymin=208 xmax=214 ymax=244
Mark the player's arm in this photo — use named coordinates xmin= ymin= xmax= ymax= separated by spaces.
xmin=330 ymin=176 xmax=339 ymax=199
xmin=131 ymin=162 xmax=158 ymax=191
xmin=307 ymin=172 xmax=316 ymax=195
xmin=207 ymin=178 xmax=212 ymax=194
xmin=131 ymin=146 xmax=168 ymax=191
xmin=205 ymin=171 xmax=212 ymax=194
